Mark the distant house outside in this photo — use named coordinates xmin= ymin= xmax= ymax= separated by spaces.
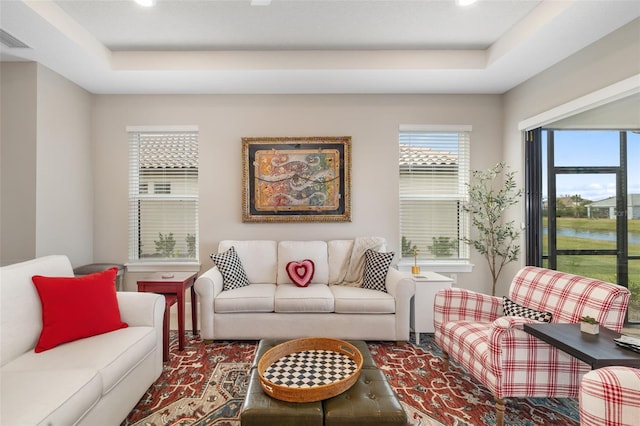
xmin=586 ymin=194 xmax=640 ymax=219
xmin=129 ymin=129 xmax=199 ymax=262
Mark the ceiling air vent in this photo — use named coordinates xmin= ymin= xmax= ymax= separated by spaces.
xmin=0 ymin=29 xmax=30 ymax=48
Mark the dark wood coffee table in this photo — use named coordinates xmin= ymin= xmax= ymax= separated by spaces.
xmin=523 ymin=323 xmax=640 ymax=369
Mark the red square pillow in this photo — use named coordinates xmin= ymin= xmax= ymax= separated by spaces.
xmin=31 ymin=268 xmax=128 ymax=353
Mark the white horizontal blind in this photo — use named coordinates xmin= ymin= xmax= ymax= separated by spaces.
xmin=399 ymin=129 xmax=470 ymax=261
xmin=128 ymin=130 xmax=199 ymax=262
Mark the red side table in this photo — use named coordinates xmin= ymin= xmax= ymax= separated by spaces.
xmin=162 ymin=295 xmax=177 ymax=362
xmin=137 ymin=272 xmax=198 ymax=359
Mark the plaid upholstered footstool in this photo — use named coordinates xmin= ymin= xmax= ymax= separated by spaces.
xmin=240 ymin=339 xmax=406 ymax=426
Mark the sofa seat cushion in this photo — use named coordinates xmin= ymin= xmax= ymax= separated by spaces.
xmin=215 ymin=284 xmax=276 ymax=313
xmin=331 ymin=286 xmax=395 ymax=314
xmin=3 ymin=326 xmax=156 ymax=395
xmin=1 ymin=368 xmax=102 ymax=425
xmin=275 ymin=284 xmax=335 ymax=313
xmin=277 ymin=241 xmax=329 ymax=285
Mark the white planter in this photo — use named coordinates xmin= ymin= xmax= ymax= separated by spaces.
xmin=580 ymin=322 xmax=599 ymax=335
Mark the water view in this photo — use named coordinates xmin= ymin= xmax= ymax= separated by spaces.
xmin=542 ymin=217 xmax=640 ymax=322
xmin=546 ymin=228 xmax=640 ymax=245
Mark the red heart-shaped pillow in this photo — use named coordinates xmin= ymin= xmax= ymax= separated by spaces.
xmin=286 ymin=259 xmax=315 ymax=287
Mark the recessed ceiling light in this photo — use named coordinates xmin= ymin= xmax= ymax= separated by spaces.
xmin=134 ymin=0 xmax=156 ymax=7
xmin=457 ymin=0 xmax=478 ymax=6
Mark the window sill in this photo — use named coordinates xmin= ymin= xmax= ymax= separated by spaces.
xmin=397 ymin=259 xmax=474 ymax=274
xmin=126 ymin=261 xmax=201 ymax=273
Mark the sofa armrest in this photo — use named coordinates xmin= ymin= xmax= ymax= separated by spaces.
xmin=385 ymin=268 xmax=415 ymax=300
xmin=486 ymin=316 xmax=571 ymax=382
xmin=491 ymin=315 xmax=537 ymax=331
xmin=194 ymin=266 xmax=224 ymax=340
xmin=385 ymin=268 xmax=416 ymax=341
xmin=117 ymin=292 xmax=165 ymax=370
xmin=117 ymin=291 xmax=165 ymax=328
xmin=434 ymin=288 xmax=502 ymax=331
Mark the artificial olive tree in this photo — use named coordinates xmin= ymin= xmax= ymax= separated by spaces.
xmin=462 ymin=162 xmax=523 ymax=296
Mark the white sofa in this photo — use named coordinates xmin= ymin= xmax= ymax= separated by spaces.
xmin=0 ymin=255 xmax=165 ymax=426
xmin=195 ymin=239 xmax=416 ymax=342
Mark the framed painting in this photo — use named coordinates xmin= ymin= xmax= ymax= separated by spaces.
xmin=242 ymin=136 xmax=351 ymax=223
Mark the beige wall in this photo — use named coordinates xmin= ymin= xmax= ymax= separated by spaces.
xmin=35 ymin=65 xmax=93 ymax=265
xmin=0 ymin=63 xmax=93 ymax=267
xmin=2 ymin=18 xmax=637 ymax=295
xmin=92 ymin=94 xmax=503 ymax=292
xmin=1 ymin=62 xmax=38 ymax=265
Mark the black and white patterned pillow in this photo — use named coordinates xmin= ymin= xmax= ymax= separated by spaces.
xmin=503 ymin=296 xmax=553 ymax=323
xmin=210 ymin=246 xmax=250 ymax=291
xmin=362 ymin=249 xmax=395 ymax=292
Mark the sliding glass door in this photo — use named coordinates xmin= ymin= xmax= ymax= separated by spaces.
xmin=529 ymin=129 xmax=639 ymax=323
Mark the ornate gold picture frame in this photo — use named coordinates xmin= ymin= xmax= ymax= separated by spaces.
xmin=242 ymin=136 xmax=351 ymax=223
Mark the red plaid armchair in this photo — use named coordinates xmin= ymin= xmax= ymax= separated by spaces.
xmin=580 ymin=366 xmax=640 ymax=426
xmin=434 ymin=266 xmax=630 ymax=426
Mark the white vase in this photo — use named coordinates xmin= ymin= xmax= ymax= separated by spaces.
xmin=580 ymin=322 xmax=599 ymax=335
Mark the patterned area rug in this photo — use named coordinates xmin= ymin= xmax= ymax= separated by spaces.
xmin=122 ymin=333 xmax=579 ymax=426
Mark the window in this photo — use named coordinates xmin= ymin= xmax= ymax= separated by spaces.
xmin=399 ymin=125 xmax=470 ymax=263
xmin=128 ymin=126 xmax=199 ymax=262
xmin=154 ymin=183 xmax=171 ymax=194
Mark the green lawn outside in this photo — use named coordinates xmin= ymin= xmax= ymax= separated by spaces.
xmin=541 ymin=217 xmax=640 ymax=321
xmin=544 ymin=217 xmax=640 ymax=233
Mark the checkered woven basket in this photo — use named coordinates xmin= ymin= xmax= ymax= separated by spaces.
xmin=257 ymin=337 xmax=363 ymax=402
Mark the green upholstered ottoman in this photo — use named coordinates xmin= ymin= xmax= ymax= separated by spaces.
xmin=241 ymin=339 xmax=406 ymax=426
xmin=323 ymin=368 xmax=407 ymax=426
xmin=241 ymin=369 xmax=323 ymax=426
